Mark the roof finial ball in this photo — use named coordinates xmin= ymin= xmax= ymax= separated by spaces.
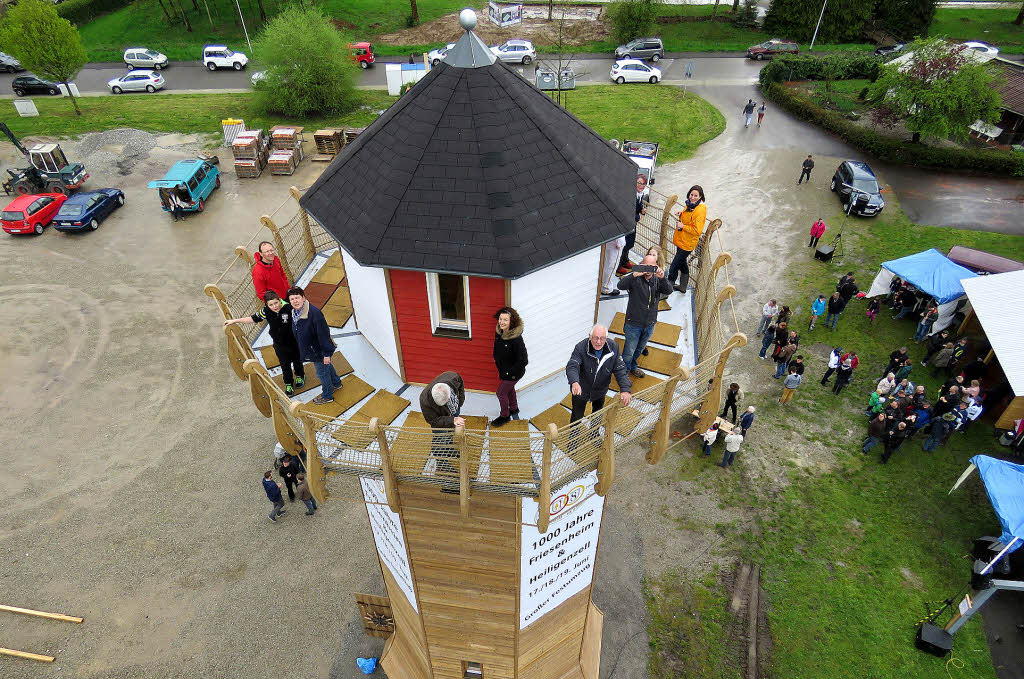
xmin=459 ymin=8 xmax=477 ymax=31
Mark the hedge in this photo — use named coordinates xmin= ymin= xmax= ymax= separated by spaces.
xmin=763 ymin=81 xmax=1024 ymax=177
xmin=57 ymin=0 xmax=133 ymax=27
xmin=759 ymin=54 xmax=882 ymax=87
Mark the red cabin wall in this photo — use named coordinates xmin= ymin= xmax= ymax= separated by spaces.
xmin=389 ymin=270 xmax=506 ymax=391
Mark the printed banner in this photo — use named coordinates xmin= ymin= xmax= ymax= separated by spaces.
xmin=361 ymin=478 xmax=418 ymax=612
xmin=519 ymin=470 xmax=604 ymax=628
xmin=489 ymin=1 xmax=523 ymax=27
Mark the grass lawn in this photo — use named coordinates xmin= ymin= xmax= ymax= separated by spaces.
xmin=806 ymin=78 xmax=871 ymax=113
xmin=931 ymin=8 xmax=1024 ymax=54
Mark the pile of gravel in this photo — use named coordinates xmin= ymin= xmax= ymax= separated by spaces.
xmin=74 ymin=128 xmax=158 ymax=176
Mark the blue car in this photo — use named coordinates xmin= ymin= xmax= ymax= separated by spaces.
xmin=52 ymin=188 xmax=125 ymax=231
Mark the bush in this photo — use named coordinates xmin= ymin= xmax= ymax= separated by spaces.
xmin=607 ymin=0 xmax=662 ymax=45
xmin=56 ymin=0 xmax=133 ymax=26
xmin=759 ymin=54 xmax=882 ymax=87
xmin=763 ymin=81 xmax=1024 ymax=177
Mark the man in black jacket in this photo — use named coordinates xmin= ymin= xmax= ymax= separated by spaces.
xmin=419 ymin=372 xmax=466 ymax=478
xmin=881 ymin=421 xmax=908 ymax=463
xmin=566 ymin=325 xmax=632 ymax=424
xmin=921 ymin=329 xmax=950 ymax=366
xmin=825 ymin=292 xmax=847 ymax=331
xmin=288 ymin=286 xmax=341 ymax=405
xmin=278 ymin=453 xmax=301 ymax=502
xmin=618 ymin=254 xmax=673 ymax=378
xmin=618 ymin=174 xmax=649 ymax=274
xmin=224 ymin=291 xmax=305 ymax=396
xmin=838 ymin=275 xmax=859 ymax=302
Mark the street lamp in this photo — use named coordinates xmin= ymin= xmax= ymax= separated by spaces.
xmin=809 ymin=0 xmax=827 ymax=52
xmin=233 ymin=0 xmax=253 ymax=56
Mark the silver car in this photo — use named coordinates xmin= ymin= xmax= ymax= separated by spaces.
xmin=490 ymin=39 xmax=536 ymax=65
xmin=0 ymin=51 xmax=23 ymax=73
xmin=108 ymin=71 xmax=165 ymax=94
xmin=428 ymin=43 xmax=455 ymax=66
xmin=123 ymin=47 xmax=168 ymax=70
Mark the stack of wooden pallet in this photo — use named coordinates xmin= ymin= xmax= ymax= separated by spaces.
xmin=312 ymin=129 xmax=344 ymax=162
xmin=232 ymin=129 xmax=267 ymax=178
xmin=344 ymin=127 xmax=365 ymax=145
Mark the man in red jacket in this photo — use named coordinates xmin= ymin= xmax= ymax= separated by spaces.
xmin=252 ymin=241 xmax=290 ymax=301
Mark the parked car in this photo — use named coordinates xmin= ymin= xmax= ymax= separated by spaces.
xmin=12 ymin=75 xmax=59 ymax=96
xmin=123 ymin=47 xmax=168 ymax=70
xmin=1 ymin=193 xmax=67 ymax=235
xmin=613 ymin=37 xmax=664 ymax=62
xmin=0 ymin=52 xmax=24 ymax=73
xmin=147 ymin=158 xmax=220 ymax=214
xmin=250 ymin=70 xmax=267 ymax=86
xmin=490 ymin=39 xmax=536 ymax=65
xmin=874 ymin=42 xmax=907 ymax=57
xmin=202 ymin=45 xmax=248 ymax=71
xmin=610 ymin=59 xmax=661 ymax=84
xmin=428 ymin=43 xmax=455 ymax=66
xmin=108 ymin=71 xmax=164 ymax=94
xmin=747 ymin=39 xmax=799 ymax=60
xmin=830 ymin=160 xmax=885 ymax=217
xmin=962 ymin=41 xmax=999 ymax=56
xmin=348 ymin=42 xmax=376 ymax=69
xmin=52 ymin=188 xmax=125 ymax=231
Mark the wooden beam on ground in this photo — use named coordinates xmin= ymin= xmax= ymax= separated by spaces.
xmin=0 ymin=647 xmax=55 ymax=663
xmin=0 ymin=604 xmax=83 ymax=623
xmin=746 ymin=565 xmax=760 ymax=679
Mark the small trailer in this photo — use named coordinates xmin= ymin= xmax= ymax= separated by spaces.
xmin=620 ymin=139 xmax=659 ymax=185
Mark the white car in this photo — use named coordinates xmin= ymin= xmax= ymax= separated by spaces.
xmin=108 ymin=71 xmax=164 ymax=94
xmin=250 ymin=70 xmax=267 ymax=86
xmin=610 ymin=59 xmax=661 ymax=84
xmin=428 ymin=43 xmax=455 ymax=66
xmin=962 ymin=41 xmax=999 ymax=56
xmin=203 ymin=44 xmax=248 ymax=71
xmin=490 ymin=39 xmax=536 ymax=65
xmin=123 ymin=47 xmax=168 ymax=70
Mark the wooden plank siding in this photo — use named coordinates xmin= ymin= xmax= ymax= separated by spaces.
xmin=399 ymin=483 xmax=520 ymax=679
xmin=517 ymin=587 xmax=591 ymax=679
xmin=996 ymin=395 xmax=1024 ymax=429
xmin=380 ymin=552 xmax=433 ymax=679
xmin=390 ymin=271 xmax=506 ymax=391
xmin=341 ymin=248 xmax=402 ymax=375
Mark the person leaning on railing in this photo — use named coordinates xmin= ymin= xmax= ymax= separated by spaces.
xmin=419 ymin=372 xmax=466 ymax=480
xmin=565 ymin=324 xmax=632 ymax=425
xmin=667 ymin=185 xmax=706 ymax=293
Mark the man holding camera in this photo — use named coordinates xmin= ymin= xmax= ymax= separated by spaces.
xmin=617 ymin=253 xmax=673 ymax=378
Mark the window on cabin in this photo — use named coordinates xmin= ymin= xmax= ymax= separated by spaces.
xmin=426 ymin=273 xmax=470 ymax=338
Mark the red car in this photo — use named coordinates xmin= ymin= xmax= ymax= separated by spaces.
xmin=348 ymin=42 xmax=375 ymax=69
xmin=1 ymin=193 xmax=68 ymax=235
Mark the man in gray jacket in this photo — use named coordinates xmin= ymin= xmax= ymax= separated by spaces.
xmin=617 ymin=254 xmax=673 ymax=378
xmin=566 ymin=325 xmax=632 ymax=424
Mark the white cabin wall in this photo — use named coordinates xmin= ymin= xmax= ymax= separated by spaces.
xmin=340 ymin=247 xmax=401 ymax=376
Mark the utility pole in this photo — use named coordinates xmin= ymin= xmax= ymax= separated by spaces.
xmin=809 ymin=0 xmax=827 ymax=51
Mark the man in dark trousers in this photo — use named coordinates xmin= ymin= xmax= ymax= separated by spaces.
xmin=838 ymin=275 xmax=859 ymax=302
xmin=884 ymin=347 xmax=910 ymax=378
xmin=419 ymin=371 xmax=466 ymax=477
xmin=739 ymin=406 xmax=756 ymax=436
xmin=880 ymin=421 xmax=908 ymax=463
xmin=798 ymin=154 xmax=814 ymax=184
xmin=921 ymin=329 xmax=950 ymax=366
xmin=618 ymin=253 xmax=673 ymax=379
xmin=566 ymin=324 xmax=632 ymax=424
xmin=262 ymin=471 xmax=285 ymax=522
xmin=288 ymin=286 xmax=341 ymax=405
xmin=278 ymin=453 xmax=301 ymax=502
xmin=618 ymin=174 xmax=649 ymax=274
xmin=825 ymin=291 xmax=847 ymax=331
xmin=224 ymin=290 xmax=305 ymax=396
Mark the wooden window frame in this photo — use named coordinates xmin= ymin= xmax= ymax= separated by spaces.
xmin=462 ymin=660 xmax=483 ymax=678
xmin=426 ymin=272 xmax=471 ymax=339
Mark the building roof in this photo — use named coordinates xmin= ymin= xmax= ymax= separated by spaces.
xmin=960 ymin=270 xmax=1024 ymax=395
xmin=300 ymin=28 xmax=638 ymax=279
xmin=990 ymin=58 xmax=1024 ymax=115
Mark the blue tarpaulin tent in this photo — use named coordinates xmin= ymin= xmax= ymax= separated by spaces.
xmin=971 ymin=455 xmax=1024 ymax=552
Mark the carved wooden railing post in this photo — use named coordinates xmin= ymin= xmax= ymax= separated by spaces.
xmin=295 ymin=402 xmax=328 ymax=503
xmin=371 ymin=417 xmax=401 ymax=513
xmin=456 ymin=423 xmax=469 ymax=518
xmin=538 ymin=424 xmax=555 ymax=533
xmin=223 ymin=323 xmax=251 ymax=381
xmin=204 ymin=283 xmax=232 ymax=320
xmin=260 ymin=215 xmax=293 ymax=285
xmin=245 ymin=359 xmax=303 ymax=456
xmin=694 ymin=333 xmax=748 ymax=435
xmin=596 ymin=401 xmax=620 ymax=497
xmin=647 ymin=366 xmax=690 ymax=465
xmin=659 ymin=193 xmax=678 ymax=254
xmin=290 ymin=186 xmax=315 ymax=263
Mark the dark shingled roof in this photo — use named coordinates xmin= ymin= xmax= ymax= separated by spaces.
xmin=300 ymin=59 xmax=639 ymax=279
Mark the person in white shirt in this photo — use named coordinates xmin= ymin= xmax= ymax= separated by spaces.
xmin=757 ymin=299 xmax=778 ymax=337
xmin=719 ymin=430 xmax=744 ymax=467
xmin=701 ymin=423 xmax=719 ymax=456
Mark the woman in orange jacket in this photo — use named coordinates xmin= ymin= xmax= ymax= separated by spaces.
xmin=668 ymin=185 xmax=707 ymax=292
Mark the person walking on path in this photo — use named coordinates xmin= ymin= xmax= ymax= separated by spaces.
xmin=825 ymin=292 xmax=847 ymax=331
xmin=617 ymin=174 xmax=649 ymax=275
xmin=773 ymin=337 xmax=797 ymax=379
xmin=720 ymin=383 xmax=743 ymax=424
xmin=798 ymin=155 xmax=814 ymax=184
xmin=930 ymin=343 xmax=955 ymax=377
xmin=913 ymin=304 xmax=939 ymax=343
xmin=809 ymin=294 xmax=826 ymax=330
xmin=743 ymin=99 xmax=756 ymax=127
xmin=263 ymin=471 xmax=285 ymax=522
xmin=288 ymin=286 xmax=341 ymax=405
xmin=757 ymin=102 xmax=767 ymax=127
xmin=759 ymin=323 xmax=776 ymax=359
xmin=740 ymin=406 xmax=756 ymax=436
xmin=566 ymin=325 xmax=632 ymax=424
xmin=922 ymin=330 xmax=951 ymax=366
xmin=866 ymin=297 xmax=880 ymax=324
xmin=832 ymin=357 xmax=854 ymax=395
xmin=809 ymin=219 xmax=825 ymax=248
xmin=278 ymin=453 xmax=301 ymax=503
xmin=821 ymin=346 xmax=842 ymax=385
xmin=491 ymin=307 xmax=529 ymax=428
xmin=719 ymin=430 xmax=744 ymax=467
xmin=863 ymin=413 xmax=887 ymax=453
xmin=757 ymin=299 xmax=778 ymax=337
xmin=618 ymin=254 xmax=673 ymax=378
xmin=702 ymin=422 xmax=720 ymax=456
xmin=880 ymin=421 xmax=908 ymax=463
xmin=251 ymin=241 xmax=291 ymax=302
xmin=419 ymin=372 xmax=467 ymax=478
xmin=668 ymin=185 xmax=707 ymax=292
xmin=295 ymin=473 xmax=317 ymax=516
xmin=225 ymin=291 xmax=306 ymax=396
xmin=780 ymin=369 xmax=803 ymax=404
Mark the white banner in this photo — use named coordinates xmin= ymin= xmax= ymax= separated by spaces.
xmin=489 ymin=1 xmax=523 ymax=27
xmin=519 ymin=470 xmax=604 ymax=629
xmin=361 ymin=478 xmax=418 ymax=612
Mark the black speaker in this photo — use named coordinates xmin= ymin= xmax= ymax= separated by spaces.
xmin=915 ymin=623 xmax=953 ymax=657
xmin=815 ymin=245 xmax=835 ymax=262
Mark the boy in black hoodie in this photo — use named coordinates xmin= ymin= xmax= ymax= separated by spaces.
xmin=224 ymin=290 xmax=305 ymax=395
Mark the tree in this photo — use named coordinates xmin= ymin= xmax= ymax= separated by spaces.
xmin=874 ymin=0 xmax=937 ymax=40
xmin=607 ymin=0 xmax=662 ymax=45
xmin=732 ymin=0 xmax=758 ymax=28
xmin=410 ymin=0 xmax=419 ymax=25
xmin=868 ymin=37 xmax=1002 ymax=143
xmin=764 ymin=0 xmax=873 ymax=43
xmin=252 ymin=5 xmax=359 ymax=117
xmin=0 ymin=0 xmax=87 ymax=115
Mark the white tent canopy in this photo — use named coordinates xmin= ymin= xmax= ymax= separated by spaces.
xmin=961 ymin=270 xmax=1024 ymax=395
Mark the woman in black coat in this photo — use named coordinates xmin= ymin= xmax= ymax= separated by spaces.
xmin=492 ymin=307 xmax=529 ymax=428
